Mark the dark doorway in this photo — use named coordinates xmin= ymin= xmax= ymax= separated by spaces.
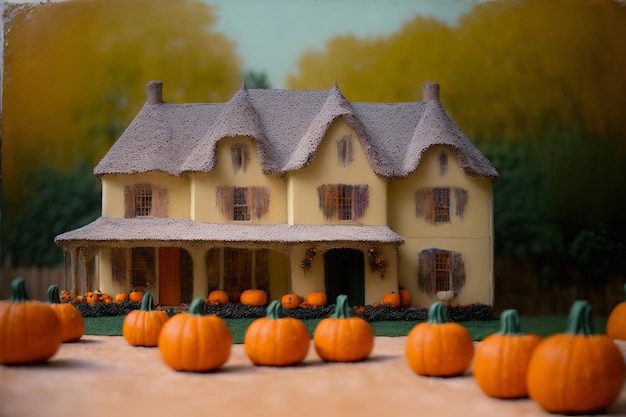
xmin=324 ymin=248 xmax=365 ymax=306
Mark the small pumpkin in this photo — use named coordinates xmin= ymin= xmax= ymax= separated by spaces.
xmin=382 ymin=292 xmax=401 ymax=309
xmin=158 ymin=297 xmax=232 ymax=372
xmin=47 ymin=284 xmax=85 ymax=343
xmin=0 ymin=278 xmax=62 ymax=365
xmin=74 ymin=295 xmax=83 ymax=303
xmin=114 ymin=292 xmax=129 ymax=303
xmin=60 ymin=290 xmax=71 ymax=303
xmin=405 ymin=301 xmax=474 ymax=377
xmin=129 ymin=290 xmax=144 ymax=303
xmin=281 ymin=293 xmax=301 ymax=310
xmin=473 ymin=309 xmax=541 ymax=399
xmin=206 ymin=289 xmax=229 ymax=306
xmin=84 ymin=291 xmax=99 ymax=305
xmin=99 ymin=293 xmax=112 ymax=304
xmin=306 ymin=291 xmax=327 ymax=307
xmin=313 ymin=294 xmax=374 ymax=362
xmin=527 ymin=300 xmax=625 ymax=414
xmin=123 ymin=292 xmax=169 ymax=347
xmin=244 ymin=300 xmax=310 ymax=366
xmin=399 ymin=287 xmax=411 ymax=308
xmin=240 ymin=289 xmax=267 ymax=306
xmin=606 ymin=283 xmax=626 ymax=340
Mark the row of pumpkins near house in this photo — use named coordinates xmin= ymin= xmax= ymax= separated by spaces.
xmin=2 ymin=277 xmax=626 ymax=415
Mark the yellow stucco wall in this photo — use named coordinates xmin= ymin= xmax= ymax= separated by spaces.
xmin=191 ymin=136 xmax=286 ymax=224
xmin=287 ymin=118 xmax=387 ymax=226
xmin=388 ymin=145 xmax=494 ymax=306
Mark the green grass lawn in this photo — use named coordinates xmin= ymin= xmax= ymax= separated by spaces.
xmin=85 ymin=315 xmax=608 ymax=344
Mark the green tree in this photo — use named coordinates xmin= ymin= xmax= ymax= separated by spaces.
xmin=244 ymin=70 xmax=272 ymax=89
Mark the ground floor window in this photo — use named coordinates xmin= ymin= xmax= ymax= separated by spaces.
xmin=131 ymin=247 xmax=155 ymax=288
xmin=417 ymin=248 xmax=465 ymax=296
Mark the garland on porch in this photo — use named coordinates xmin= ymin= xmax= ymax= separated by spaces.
xmin=300 ymin=247 xmax=318 ymax=270
xmin=368 ymin=247 xmax=389 ymax=278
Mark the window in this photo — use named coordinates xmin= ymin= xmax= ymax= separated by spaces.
xmin=216 ymin=186 xmax=270 ymax=221
xmin=417 ymin=249 xmax=466 ymax=296
xmin=224 ymin=248 xmax=252 ymax=299
xmin=124 ymin=184 xmax=168 ymax=218
xmin=134 ymin=184 xmax=152 ymax=217
xmin=434 ymin=251 xmax=451 ymax=292
xmin=206 ymin=248 xmax=270 ymax=301
xmin=131 ymin=247 xmax=155 ymax=288
xmin=439 ymin=151 xmax=448 ymax=176
xmin=337 ymin=135 xmax=353 ymax=167
xmin=433 ymin=188 xmax=450 ymax=223
xmin=231 ymin=143 xmax=249 ymax=173
xmin=317 ymin=184 xmax=369 ymax=221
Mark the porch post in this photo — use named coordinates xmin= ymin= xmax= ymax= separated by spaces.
xmin=70 ymin=247 xmax=79 ymax=298
xmin=188 ymin=247 xmax=208 ymax=300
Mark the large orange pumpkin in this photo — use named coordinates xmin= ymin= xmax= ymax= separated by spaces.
xmin=473 ymin=309 xmax=541 ymax=399
xmin=313 ymin=294 xmax=374 ymax=362
xmin=47 ymin=284 xmax=85 ymax=343
xmin=527 ymin=300 xmax=625 ymax=414
xmin=0 ymin=278 xmax=62 ymax=365
xmin=606 ymin=283 xmax=626 ymax=340
xmin=306 ymin=291 xmax=327 ymax=307
xmin=240 ymin=289 xmax=267 ymax=306
xmin=206 ymin=290 xmax=229 ymax=306
xmin=405 ymin=301 xmax=474 ymax=377
xmin=244 ymin=300 xmax=310 ymax=366
xmin=123 ymin=292 xmax=169 ymax=347
xmin=158 ymin=297 xmax=232 ymax=372
xmin=281 ymin=293 xmax=301 ymax=310
xmin=382 ymin=292 xmax=401 ymax=309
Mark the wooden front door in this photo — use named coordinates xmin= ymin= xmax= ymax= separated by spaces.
xmin=159 ymin=247 xmax=180 ymax=305
xmin=324 ymin=249 xmax=365 ymax=306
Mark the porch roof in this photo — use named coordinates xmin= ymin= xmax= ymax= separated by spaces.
xmin=54 ymin=217 xmax=404 ymax=248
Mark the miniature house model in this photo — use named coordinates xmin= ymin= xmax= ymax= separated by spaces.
xmin=55 ymin=81 xmax=498 ymax=307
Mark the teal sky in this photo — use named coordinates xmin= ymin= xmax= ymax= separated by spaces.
xmin=207 ymin=0 xmax=481 ymax=88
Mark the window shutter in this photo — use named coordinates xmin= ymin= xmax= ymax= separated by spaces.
xmin=417 ymin=249 xmax=435 ymax=295
xmin=415 ymin=188 xmax=435 ymax=223
xmin=124 ymin=185 xmax=135 ymax=218
xmin=153 ymin=186 xmax=169 ymax=217
xmin=216 ymin=186 xmax=235 ymax=221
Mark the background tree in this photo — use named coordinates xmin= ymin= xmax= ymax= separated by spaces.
xmin=2 ymin=0 xmax=242 ymax=265
xmin=244 ymin=70 xmax=272 ymax=89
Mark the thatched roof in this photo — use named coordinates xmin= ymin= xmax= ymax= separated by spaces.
xmin=54 ymin=217 xmax=404 ymax=251
xmin=94 ymin=82 xmax=498 ymax=180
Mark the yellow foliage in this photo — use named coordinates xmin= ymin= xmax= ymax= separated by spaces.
xmin=287 ymin=0 xmax=626 ymax=142
xmin=2 ymin=0 xmax=242 ymax=203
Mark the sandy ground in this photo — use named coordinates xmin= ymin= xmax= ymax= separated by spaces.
xmin=1 ymin=336 xmax=626 ymax=417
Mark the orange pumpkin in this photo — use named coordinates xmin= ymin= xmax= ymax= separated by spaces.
xmin=606 ymin=283 xmax=626 ymax=340
xmin=99 ymin=293 xmax=112 ymax=304
xmin=382 ymin=292 xmax=401 ymax=309
xmin=47 ymin=284 xmax=85 ymax=343
xmin=244 ymin=300 xmax=310 ymax=366
xmin=74 ymin=295 xmax=83 ymax=303
xmin=129 ymin=290 xmax=144 ymax=303
xmin=527 ymin=300 xmax=625 ymax=414
xmin=306 ymin=291 xmax=327 ymax=307
xmin=206 ymin=290 xmax=229 ymax=306
xmin=281 ymin=293 xmax=301 ymax=310
xmin=399 ymin=287 xmax=411 ymax=308
xmin=313 ymin=294 xmax=374 ymax=362
xmin=158 ymin=297 xmax=232 ymax=372
xmin=60 ymin=290 xmax=71 ymax=303
xmin=405 ymin=301 xmax=474 ymax=377
xmin=114 ymin=292 xmax=129 ymax=303
xmin=84 ymin=291 xmax=99 ymax=305
xmin=473 ymin=309 xmax=541 ymax=399
xmin=240 ymin=289 xmax=267 ymax=306
xmin=123 ymin=292 xmax=169 ymax=347
xmin=0 ymin=278 xmax=62 ymax=365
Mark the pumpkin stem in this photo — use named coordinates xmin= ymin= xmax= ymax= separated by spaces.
xmin=565 ymin=300 xmax=595 ymax=336
xmin=188 ymin=297 xmax=206 ymax=316
xmin=331 ymin=294 xmax=352 ymax=319
xmin=266 ymin=300 xmax=283 ymax=319
xmin=427 ymin=301 xmax=447 ymax=324
xmin=47 ymin=284 xmax=62 ymax=304
xmin=498 ymin=309 xmax=523 ymax=336
xmin=10 ymin=277 xmax=30 ymax=302
xmin=141 ymin=292 xmax=155 ymax=312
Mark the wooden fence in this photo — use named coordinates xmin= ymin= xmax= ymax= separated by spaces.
xmin=0 ymin=266 xmax=66 ymax=302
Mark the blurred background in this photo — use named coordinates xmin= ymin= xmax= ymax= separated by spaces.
xmin=1 ymin=0 xmax=625 ymax=314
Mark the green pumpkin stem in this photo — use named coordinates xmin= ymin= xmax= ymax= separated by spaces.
xmin=10 ymin=277 xmax=30 ymax=302
xmin=565 ymin=300 xmax=595 ymax=335
xmin=266 ymin=300 xmax=283 ymax=319
xmin=188 ymin=297 xmax=206 ymax=316
xmin=498 ymin=309 xmax=523 ymax=335
xmin=331 ymin=294 xmax=352 ymax=318
xmin=47 ymin=284 xmax=62 ymax=304
xmin=141 ymin=292 xmax=155 ymax=312
xmin=427 ymin=301 xmax=447 ymax=324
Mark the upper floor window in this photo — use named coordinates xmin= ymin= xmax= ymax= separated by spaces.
xmin=439 ymin=151 xmax=448 ymax=176
xmin=415 ymin=186 xmax=467 ymax=224
xmin=124 ymin=184 xmax=168 ymax=218
xmin=216 ymin=185 xmax=270 ymax=221
xmin=231 ymin=143 xmax=249 ymax=173
xmin=337 ymin=135 xmax=353 ymax=167
xmin=317 ymin=184 xmax=369 ymax=221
